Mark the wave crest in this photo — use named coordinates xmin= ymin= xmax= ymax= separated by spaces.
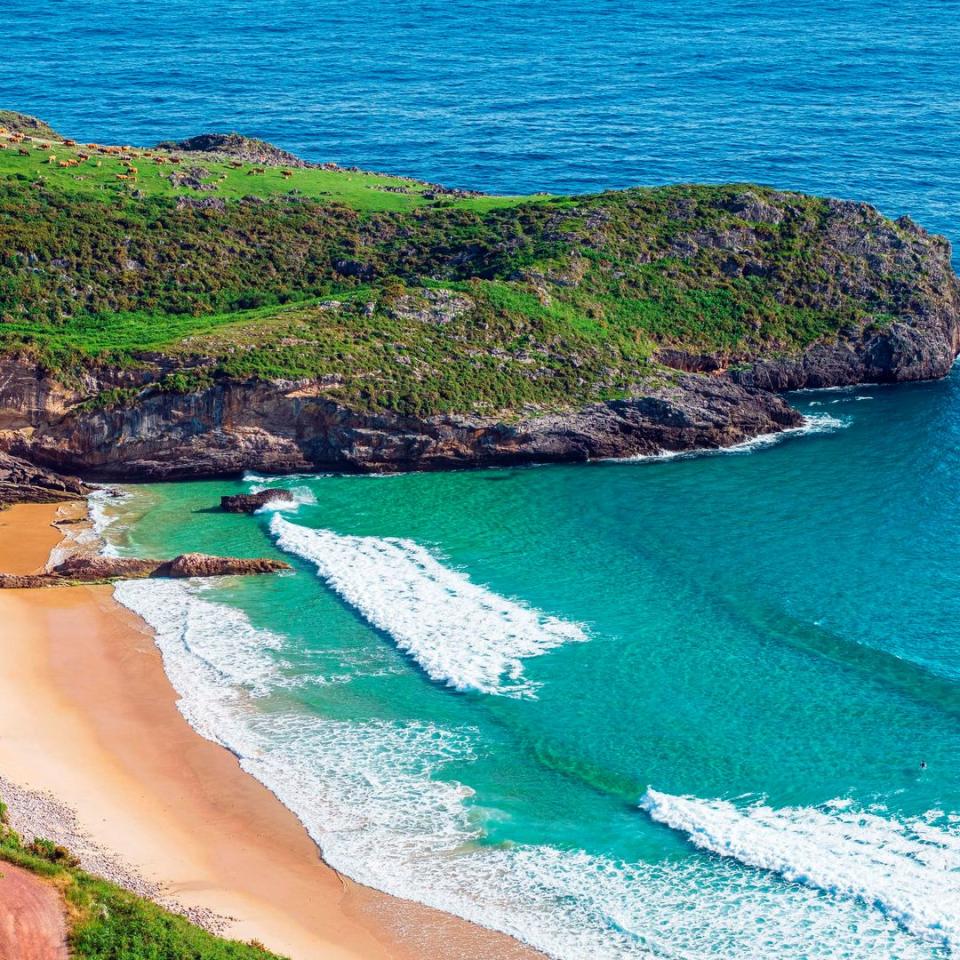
xmin=640 ymin=788 xmax=960 ymax=949
xmin=270 ymin=516 xmax=587 ymax=697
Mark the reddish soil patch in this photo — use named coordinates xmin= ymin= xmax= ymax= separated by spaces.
xmin=0 ymin=862 xmax=68 ymax=960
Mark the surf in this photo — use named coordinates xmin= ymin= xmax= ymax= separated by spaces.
xmin=270 ymin=515 xmax=588 ymax=697
xmin=640 ymin=789 xmax=960 ymax=949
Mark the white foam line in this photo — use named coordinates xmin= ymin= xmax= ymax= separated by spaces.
xmin=115 ymin=580 xmax=285 ymax=703
xmin=87 ymin=486 xmax=135 ymax=557
xmin=640 ymin=788 xmax=960 ymax=949
xmin=110 ymin=573 xmax=938 ymax=960
xmin=270 ymin=515 xmax=587 ymax=697
xmin=612 ymin=412 xmax=850 ymax=463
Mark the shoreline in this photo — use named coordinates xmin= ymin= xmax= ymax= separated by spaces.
xmin=0 ymin=501 xmax=540 ymax=960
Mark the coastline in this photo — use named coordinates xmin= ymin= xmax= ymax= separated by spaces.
xmin=0 ymin=502 xmax=540 ymax=960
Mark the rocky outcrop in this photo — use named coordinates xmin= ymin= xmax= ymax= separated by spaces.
xmin=731 ymin=321 xmax=960 ymax=391
xmin=0 ymin=365 xmax=802 ymax=479
xmin=155 ymin=132 xmax=316 ymax=168
xmin=0 ymin=451 xmax=90 ymax=506
xmin=50 ymin=556 xmax=160 ymax=580
xmin=221 ymin=490 xmax=294 ymax=513
xmin=48 ymin=553 xmax=289 ymax=580
xmin=0 ymin=553 xmax=290 ymax=587
xmin=0 ymin=574 xmax=58 ymax=589
xmin=0 ymin=110 xmax=58 ymax=139
xmin=154 ymin=553 xmax=289 ymax=577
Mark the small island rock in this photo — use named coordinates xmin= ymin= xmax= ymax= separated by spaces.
xmin=220 ymin=490 xmax=294 ymax=513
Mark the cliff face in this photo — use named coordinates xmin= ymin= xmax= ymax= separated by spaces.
xmin=0 ymin=356 xmax=802 ymax=479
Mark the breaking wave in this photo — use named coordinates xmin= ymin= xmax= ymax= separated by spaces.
xmin=108 ymin=558 xmax=940 ymax=960
xmin=640 ymin=788 xmax=960 ymax=950
xmin=270 ymin=515 xmax=587 ymax=697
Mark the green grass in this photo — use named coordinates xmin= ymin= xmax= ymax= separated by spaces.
xmin=0 ymin=131 xmax=542 ymax=213
xmin=0 ymin=118 xmax=932 ymax=418
xmin=0 ymin=798 xmax=287 ymax=960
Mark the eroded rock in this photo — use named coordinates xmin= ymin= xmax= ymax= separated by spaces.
xmin=0 ymin=452 xmax=90 ymax=506
xmin=220 ymin=490 xmax=293 ymax=513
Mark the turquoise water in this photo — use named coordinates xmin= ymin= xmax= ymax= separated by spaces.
xmin=96 ymin=379 xmax=960 ymax=958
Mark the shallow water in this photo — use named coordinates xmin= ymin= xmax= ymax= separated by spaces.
xmin=94 ymin=378 xmax=960 ymax=958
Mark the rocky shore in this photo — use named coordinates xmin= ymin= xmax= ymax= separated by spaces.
xmin=0 ymin=552 xmax=290 ymax=588
xmin=0 ymin=363 xmax=804 ymax=482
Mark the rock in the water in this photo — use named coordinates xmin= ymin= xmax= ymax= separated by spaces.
xmin=153 ymin=553 xmax=289 ymax=577
xmin=220 ymin=489 xmax=293 ymax=513
xmin=45 ymin=553 xmax=289 ymax=583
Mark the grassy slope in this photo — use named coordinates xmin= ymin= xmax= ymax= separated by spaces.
xmin=0 ymin=127 xmax=539 ymax=213
xmin=0 ymin=119 xmax=920 ymax=417
xmin=0 ymin=799 xmax=287 ymax=960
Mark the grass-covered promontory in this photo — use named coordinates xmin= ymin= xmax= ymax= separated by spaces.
xmin=0 ymin=113 xmax=943 ymax=417
xmin=0 ymin=797 xmax=287 ymax=960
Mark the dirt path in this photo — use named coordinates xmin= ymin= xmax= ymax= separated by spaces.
xmin=0 ymin=862 xmax=68 ymax=960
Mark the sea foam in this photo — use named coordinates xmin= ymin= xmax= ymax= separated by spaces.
xmin=270 ymin=515 xmax=587 ymax=697
xmin=109 ymin=558 xmax=937 ymax=960
xmin=641 ymin=788 xmax=960 ymax=949
xmin=616 ymin=412 xmax=850 ymax=464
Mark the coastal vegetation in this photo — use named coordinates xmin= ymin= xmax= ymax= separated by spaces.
xmin=0 ymin=114 xmax=935 ymax=419
xmin=0 ymin=797 xmax=287 ymax=959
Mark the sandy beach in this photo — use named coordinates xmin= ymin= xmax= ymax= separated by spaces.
xmin=0 ymin=502 xmax=538 ymax=960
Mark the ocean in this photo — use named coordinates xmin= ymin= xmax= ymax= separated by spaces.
xmin=6 ymin=0 xmax=960 ymax=956
xmin=91 ymin=376 xmax=960 ymax=958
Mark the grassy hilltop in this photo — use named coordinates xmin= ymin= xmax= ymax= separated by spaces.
xmin=0 ymin=111 xmax=942 ymax=418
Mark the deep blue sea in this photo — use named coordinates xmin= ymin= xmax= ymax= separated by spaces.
xmin=3 ymin=0 xmax=960 ymax=255
xmin=6 ymin=2 xmax=960 ymax=957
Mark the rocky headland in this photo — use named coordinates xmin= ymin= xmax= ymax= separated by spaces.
xmin=1 ymin=113 xmax=958 ymax=499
